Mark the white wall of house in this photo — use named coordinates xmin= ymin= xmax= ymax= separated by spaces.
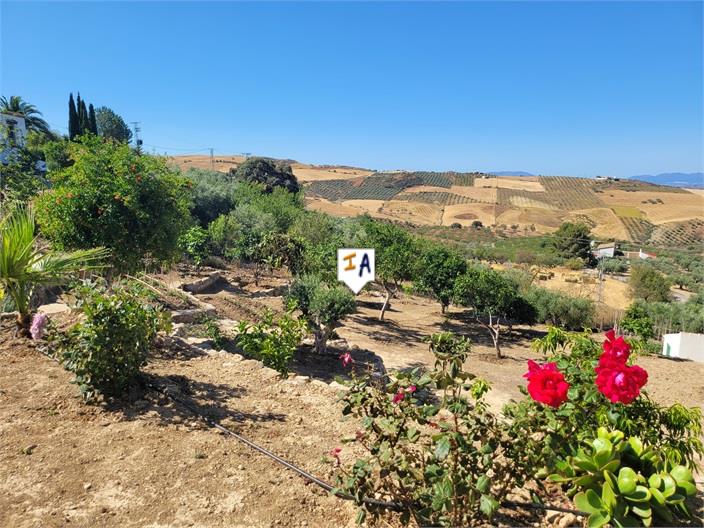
xmin=662 ymin=333 xmax=704 ymax=362
xmin=0 ymin=113 xmax=28 ymax=147
xmin=1 ymin=113 xmax=28 ymax=164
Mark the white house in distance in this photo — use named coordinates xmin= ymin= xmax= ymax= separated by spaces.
xmin=0 ymin=112 xmax=28 ymax=163
xmin=594 ymin=242 xmax=616 ymax=259
xmin=662 ymin=333 xmax=704 ymax=363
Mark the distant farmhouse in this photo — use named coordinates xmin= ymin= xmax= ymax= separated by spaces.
xmin=0 ymin=111 xmax=28 ymax=164
xmin=592 ymin=241 xmax=656 ymax=260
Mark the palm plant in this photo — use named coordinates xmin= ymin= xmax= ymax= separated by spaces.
xmin=0 ymin=205 xmax=108 ymax=335
xmin=0 ymin=95 xmax=53 ymax=137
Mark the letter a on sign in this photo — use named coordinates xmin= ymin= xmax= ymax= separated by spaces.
xmin=338 ymin=249 xmax=375 ymax=294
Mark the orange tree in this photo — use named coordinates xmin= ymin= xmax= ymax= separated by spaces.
xmin=35 ymin=136 xmax=191 ymax=272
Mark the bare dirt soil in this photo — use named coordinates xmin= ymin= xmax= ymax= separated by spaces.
xmin=0 ymin=327 xmax=360 ymax=528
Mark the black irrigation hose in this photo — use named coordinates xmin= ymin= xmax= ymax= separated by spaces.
xmin=147 ymin=379 xmax=586 ymax=518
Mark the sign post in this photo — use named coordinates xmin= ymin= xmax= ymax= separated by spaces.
xmin=337 ymin=249 xmax=375 ymax=294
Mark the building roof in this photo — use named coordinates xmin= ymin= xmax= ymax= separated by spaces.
xmin=596 ymin=242 xmax=616 ymax=250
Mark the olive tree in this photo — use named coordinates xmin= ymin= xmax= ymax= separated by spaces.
xmin=453 ymin=266 xmax=534 ymax=358
xmin=287 ymin=275 xmax=356 ymax=353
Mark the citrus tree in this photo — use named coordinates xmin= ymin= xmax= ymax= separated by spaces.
xmin=34 ymin=136 xmax=190 ymax=272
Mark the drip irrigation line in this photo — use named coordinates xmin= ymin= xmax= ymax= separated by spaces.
xmin=147 ymin=379 xmax=586 ymax=518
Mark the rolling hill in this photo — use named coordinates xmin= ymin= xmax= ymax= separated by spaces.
xmin=170 ymin=155 xmax=704 ymax=248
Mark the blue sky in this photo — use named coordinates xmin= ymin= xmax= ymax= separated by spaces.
xmin=1 ymin=1 xmax=702 ymax=177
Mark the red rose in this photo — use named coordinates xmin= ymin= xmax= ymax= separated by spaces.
xmin=392 ymin=391 xmax=405 ymax=404
xmin=595 ymin=363 xmax=648 ymax=404
xmin=601 ymin=329 xmax=630 ymax=365
xmin=524 ymin=360 xmax=570 ymax=408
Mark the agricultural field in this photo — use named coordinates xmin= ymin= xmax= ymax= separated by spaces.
xmin=301 ymin=168 xmax=704 ymax=247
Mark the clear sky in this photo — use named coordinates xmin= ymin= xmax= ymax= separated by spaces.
xmin=1 ymin=1 xmax=702 ymax=177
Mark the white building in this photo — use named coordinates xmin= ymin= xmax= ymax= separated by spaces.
xmin=594 ymin=242 xmax=616 ymax=259
xmin=661 ymin=333 xmax=704 ymax=363
xmin=1 ymin=112 xmax=28 ymax=164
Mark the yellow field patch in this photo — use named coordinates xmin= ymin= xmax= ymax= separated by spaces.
xmin=379 ymin=201 xmax=444 ymax=225
xmin=292 ymin=164 xmax=373 ymax=182
xmin=611 ymin=205 xmax=643 ymax=218
xmin=496 ymin=207 xmax=564 ymax=232
xmin=567 ymin=208 xmax=630 ymax=240
xmin=599 ymin=190 xmax=704 ymax=225
xmin=442 ymin=203 xmax=499 ymax=226
xmin=304 ymin=197 xmax=366 ymax=217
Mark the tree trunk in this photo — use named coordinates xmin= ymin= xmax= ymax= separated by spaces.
xmin=379 ymin=285 xmax=393 ymax=321
xmin=16 ymin=312 xmax=31 ymax=338
xmin=441 ymin=303 xmax=447 ymax=314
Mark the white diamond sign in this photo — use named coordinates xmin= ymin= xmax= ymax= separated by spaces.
xmin=337 ymin=249 xmax=375 ymax=294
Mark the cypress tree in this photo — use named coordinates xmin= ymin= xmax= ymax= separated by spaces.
xmin=76 ymin=93 xmax=84 ymax=135
xmin=68 ymin=93 xmax=79 ymax=139
xmin=79 ymin=98 xmax=89 ymax=135
xmin=88 ymin=104 xmax=98 ymax=134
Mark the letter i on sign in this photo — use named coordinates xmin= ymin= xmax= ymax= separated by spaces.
xmin=337 ymin=249 xmax=375 ymax=294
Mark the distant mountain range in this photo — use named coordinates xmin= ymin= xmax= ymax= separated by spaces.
xmin=489 ymin=171 xmax=535 ymax=176
xmin=488 ymin=170 xmax=704 ymax=188
xmin=628 ymin=172 xmax=704 ymax=189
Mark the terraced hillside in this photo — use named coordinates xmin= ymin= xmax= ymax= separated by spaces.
xmin=169 ymin=156 xmax=704 ymax=247
xmin=303 ymin=169 xmax=704 ymax=246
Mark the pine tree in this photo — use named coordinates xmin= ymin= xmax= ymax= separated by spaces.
xmin=68 ymin=93 xmax=79 ymax=139
xmin=88 ymin=104 xmax=98 ymax=134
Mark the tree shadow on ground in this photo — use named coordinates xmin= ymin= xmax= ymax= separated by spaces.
xmin=110 ymin=373 xmax=285 ymax=427
xmin=288 ymin=345 xmax=385 ymax=383
xmin=347 ymin=313 xmax=427 ymax=344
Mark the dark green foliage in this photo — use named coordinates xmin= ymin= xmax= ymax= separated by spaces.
xmin=621 ymin=302 xmax=655 ymax=341
xmin=525 ymin=287 xmax=595 ymax=330
xmin=552 ymin=222 xmax=593 ymax=261
xmin=185 ymin=168 xmax=237 ymax=225
xmin=453 ymin=266 xmax=535 ymax=356
xmin=254 ymin=232 xmax=306 ymax=275
xmin=287 ymin=274 xmax=356 ymax=352
xmin=598 ymin=257 xmax=629 ymax=275
xmin=231 ymin=157 xmax=299 ymax=193
xmin=95 ymin=106 xmax=133 ymax=143
xmin=415 ymin=246 xmax=467 ymax=312
xmin=43 ymin=138 xmax=73 ymax=171
xmin=359 ymin=217 xmax=418 ymax=320
xmin=236 ymin=309 xmax=307 ymax=375
xmin=88 ymin=104 xmax=98 ymax=134
xmin=629 ymin=264 xmax=671 ymax=303
xmin=52 ymin=283 xmax=170 ymax=402
xmin=68 ymin=93 xmax=79 ymax=139
xmin=35 ymin=136 xmax=190 ymax=272
xmin=0 ymin=143 xmax=45 ymax=201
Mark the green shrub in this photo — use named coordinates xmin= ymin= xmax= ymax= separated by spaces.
xmin=550 ymin=427 xmax=698 ymax=527
xmin=231 ymin=157 xmax=299 ymax=193
xmin=202 ymin=317 xmax=226 ymax=350
xmin=526 ymin=287 xmax=595 ymax=330
xmin=621 ymin=302 xmax=655 ymax=341
xmin=564 ymin=257 xmax=585 ymax=271
xmin=184 ymin=168 xmax=237 ymax=225
xmin=337 ymin=332 xmax=521 ymax=526
xmin=599 ymin=257 xmax=629 ymax=275
xmin=629 ymin=265 xmax=671 ymax=303
xmin=287 ymin=275 xmax=356 ymax=353
xmin=52 ymin=283 xmax=170 ymax=401
xmin=178 ymin=226 xmax=210 ymax=266
xmin=35 ymin=136 xmax=190 ymax=272
xmin=236 ymin=309 xmax=307 ymax=376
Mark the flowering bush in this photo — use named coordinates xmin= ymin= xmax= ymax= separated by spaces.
xmin=29 ymin=312 xmax=49 ymax=340
xmin=505 ymin=328 xmax=703 ymax=480
xmin=335 ymin=332 xmax=526 ymax=527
